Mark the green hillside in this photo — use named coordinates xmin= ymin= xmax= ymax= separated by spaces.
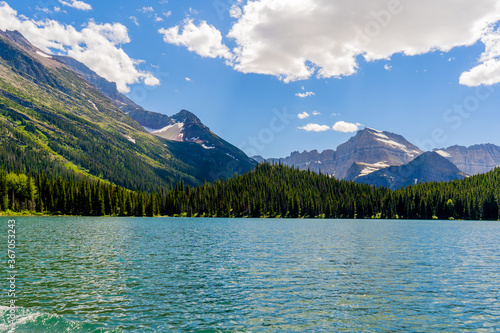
xmin=0 ymin=30 xmax=253 ymax=191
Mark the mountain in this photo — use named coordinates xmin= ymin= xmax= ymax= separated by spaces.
xmin=434 ymin=144 xmax=500 ymax=175
xmin=56 ymin=49 xmax=256 ymax=175
xmin=0 ymin=29 xmax=255 ymax=190
xmin=334 ymin=128 xmax=423 ymax=179
xmin=259 ymin=127 xmax=423 ymax=179
xmin=353 ymin=152 xmax=467 ymax=189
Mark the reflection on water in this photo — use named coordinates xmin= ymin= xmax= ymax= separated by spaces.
xmin=2 ymin=217 xmax=499 ymax=331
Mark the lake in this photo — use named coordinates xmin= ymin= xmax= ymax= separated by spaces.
xmin=1 ymin=217 xmax=499 ymax=332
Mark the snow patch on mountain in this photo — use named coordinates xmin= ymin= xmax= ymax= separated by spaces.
xmin=124 ymin=135 xmax=136 ymax=144
xmin=358 ymin=161 xmax=391 ymax=176
xmin=375 ymin=138 xmax=420 ymax=157
xmin=435 ymin=150 xmax=451 ymax=158
xmin=152 ymin=123 xmax=184 ymax=141
xmin=36 ymin=50 xmax=52 ymax=58
xmin=88 ymin=100 xmax=98 ymax=111
xmin=202 ymin=144 xmax=215 ymax=149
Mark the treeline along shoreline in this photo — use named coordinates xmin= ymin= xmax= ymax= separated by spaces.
xmin=1 ymin=164 xmax=499 ymax=220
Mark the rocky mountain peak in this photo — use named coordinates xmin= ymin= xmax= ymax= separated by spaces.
xmin=172 ymin=109 xmax=202 ymax=124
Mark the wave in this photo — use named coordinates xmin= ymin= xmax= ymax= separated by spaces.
xmin=0 ymin=306 xmax=123 ymax=332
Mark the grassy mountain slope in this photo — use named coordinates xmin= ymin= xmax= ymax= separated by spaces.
xmin=0 ymin=30 xmax=253 ymax=190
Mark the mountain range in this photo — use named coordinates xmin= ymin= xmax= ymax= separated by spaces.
xmin=255 ymin=128 xmax=500 ymax=189
xmin=0 ymin=29 xmax=255 ymax=191
xmin=1 ymin=29 xmax=499 ymax=192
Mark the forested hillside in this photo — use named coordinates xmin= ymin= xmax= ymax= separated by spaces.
xmin=0 ymin=29 xmax=254 ymax=192
xmin=2 ymin=164 xmax=499 ymax=220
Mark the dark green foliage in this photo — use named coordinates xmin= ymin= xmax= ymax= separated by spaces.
xmin=1 ymin=164 xmax=500 ymax=220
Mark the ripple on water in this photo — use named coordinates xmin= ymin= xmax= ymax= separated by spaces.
xmin=2 ymin=217 xmax=500 ymax=331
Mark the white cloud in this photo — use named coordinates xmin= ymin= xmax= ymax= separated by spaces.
xmin=297 ymin=112 xmax=309 ymax=119
xmin=139 ymin=7 xmax=154 ymax=14
xmin=220 ymin=0 xmax=500 ymax=83
xmin=154 ymin=14 xmax=163 ymax=23
xmin=312 ymin=111 xmax=320 ymax=116
xmin=35 ymin=6 xmax=51 ymax=14
xmin=331 ymin=113 xmax=340 ymax=116
xmin=298 ymin=123 xmax=330 ymax=132
xmin=0 ymin=2 xmax=159 ymax=93
xmin=163 ymin=11 xmax=172 ymax=18
xmin=130 ymin=16 xmax=139 ymax=27
xmin=185 ymin=77 xmax=191 ymax=82
xmin=58 ymin=0 xmax=91 ymax=11
xmin=384 ymin=64 xmax=392 ymax=71
xmin=332 ymin=121 xmax=359 ymax=133
xmin=295 ymin=91 xmax=315 ymax=98
xmin=158 ymin=19 xmax=233 ymax=60
xmin=230 ymin=5 xmax=242 ymax=19
xmin=460 ymin=27 xmax=500 ymax=86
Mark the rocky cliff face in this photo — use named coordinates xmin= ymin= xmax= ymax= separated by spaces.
xmin=354 ymin=152 xmax=467 ymax=189
xmin=435 ymin=144 xmax=500 ymax=175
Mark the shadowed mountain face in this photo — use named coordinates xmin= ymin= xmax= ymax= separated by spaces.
xmin=257 ymin=127 xmax=423 ymax=179
xmin=0 ymin=29 xmax=255 ymax=190
xmin=353 ymin=152 xmax=468 ymax=189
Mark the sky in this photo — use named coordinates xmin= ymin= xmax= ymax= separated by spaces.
xmin=1 ymin=0 xmax=500 ymax=158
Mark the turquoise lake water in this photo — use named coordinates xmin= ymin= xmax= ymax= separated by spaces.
xmin=1 ymin=217 xmax=500 ymax=332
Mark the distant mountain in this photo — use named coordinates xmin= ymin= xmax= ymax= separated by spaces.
xmin=334 ymin=128 xmax=423 ymax=179
xmin=354 ymin=152 xmax=467 ymax=189
xmin=435 ymin=144 xmax=500 ymax=175
xmin=0 ymin=29 xmax=255 ymax=190
xmin=259 ymin=127 xmax=423 ymax=179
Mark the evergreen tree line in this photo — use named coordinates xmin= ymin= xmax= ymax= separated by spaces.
xmin=1 ymin=163 xmax=500 ymax=220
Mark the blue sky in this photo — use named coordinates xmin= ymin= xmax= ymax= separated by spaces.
xmin=1 ymin=0 xmax=500 ymax=158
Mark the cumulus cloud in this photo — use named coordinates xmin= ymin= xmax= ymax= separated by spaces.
xmin=185 ymin=77 xmax=191 ymax=82
xmin=158 ymin=19 xmax=233 ymax=60
xmin=384 ymin=64 xmax=392 ymax=71
xmin=312 ymin=111 xmax=321 ymax=116
xmin=0 ymin=2 xmax=159 ymax=93
xmin=59 ymin=0 xmax=91 ymax=11
xmin=295 ymin=91 xmax=315 ymax=98
xmin=332 ymin=121 xmax=360 ymax=133
xmin=230 ymin=5 xmax=242 ymax=19
xmin=298 ymin=123 xmax=331 ymax=132
xmin=297 ymin=112 xmax=309 ymax=119
xmin=460 ymin=27 xmax=500 ymax=86
xmin=164 ymin=0 xmax=500 ymax=83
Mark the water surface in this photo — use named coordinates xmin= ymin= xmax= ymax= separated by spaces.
xmin=1 ymin=217 xmax=499 ymax=331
